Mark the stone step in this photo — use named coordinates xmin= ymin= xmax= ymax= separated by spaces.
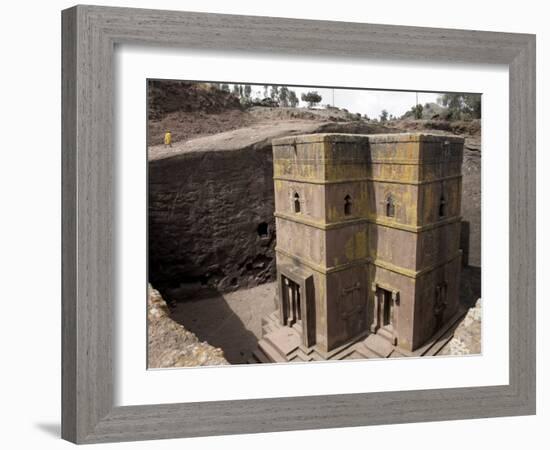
xmin=267 ymin=311 xmax=280 ymax=323
xmin=264 ymin=328 xmax=302 ymax=357
xmin=261 ymin=317 xmax=276 ymax=328
xmin=349 ymin=343 xmax=382 ymax=360
xmin=289 ymin=348 xmax=311 ymax=362
xmin=257 ymin=339 xmax=287 ymax=363
xmin=376 ymin=327 xmax=396 ymax=344
xmin=262 ymin=323 xmax=277 ymax=336
xmin=310 ymin=351 xmax=325 ymax=361
xmin=363 ymin=334 xmax=395 ymax=358
xmin=330 ymin=346 xmax=356 ymax=361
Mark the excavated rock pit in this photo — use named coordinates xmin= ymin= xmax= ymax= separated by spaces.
xmin=147 ymin=284 xmax=228 ymax=368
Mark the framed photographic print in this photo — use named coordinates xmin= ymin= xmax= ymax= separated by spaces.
xmin=61 ymin=5 xmax=536 ymax=444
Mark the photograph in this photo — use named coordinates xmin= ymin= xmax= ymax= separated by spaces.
xmin=1 ymin=0 xmax=542 ymax=447
xmin=146 ymin=81 xmax=482 ymax=368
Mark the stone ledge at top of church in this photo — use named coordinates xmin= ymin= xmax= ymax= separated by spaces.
xmin=272 ymin=132 xmax=465 ymax=147
xmin=272 ymin=133 xmax=370 ymax=147
xmin=367 ymin=133 xmax=464 ymax=144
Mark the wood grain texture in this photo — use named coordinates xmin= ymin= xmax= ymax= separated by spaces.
xmin=61 ymin=4 xmax=536 ymax=444
xmin=61 ymin=6 xmax=77 ymax=443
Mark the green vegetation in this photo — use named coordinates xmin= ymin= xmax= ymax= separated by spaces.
xmin=288 ymin=90 xmax=299 ymax=107
xmin=400 ymin=95 xmax=481 ymax=121
xmin=212 ymin=83 xmax=481 ymax=122
xmin=223 ymin=83 xmax=301 ymax=108
xmin=411 ymin=104 xmax=423 ymax=119
xmin=437 ymin=94 xmax=481 ymax=120
xmin=301 ymin=91 xmax=323 ymax=108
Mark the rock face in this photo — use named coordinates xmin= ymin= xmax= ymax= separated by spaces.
xmin=148 ymin=121 xmax=336 ymax=295
xmin=147 ymin=284 xmax=228 ymax=368
xmin=148 ymin=80 xmax=241 ymax=121
xmin=460 ymin=137 xmax=481 ymax=267
xmin=440 ymin=299 xmax=482 ymax=356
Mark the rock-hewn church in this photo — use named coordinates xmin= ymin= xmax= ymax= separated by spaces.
xmin=254 ymin=133 xmax=464 ymax=361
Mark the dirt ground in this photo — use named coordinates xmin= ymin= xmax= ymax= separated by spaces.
xmin=147 ymin=105 xmax=395 ymax=146
xmin=169 ymin=283 xmax=277 ymax=364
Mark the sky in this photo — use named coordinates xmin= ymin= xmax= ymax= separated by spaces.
xmin=234 ymin=84 xmax=441 ymax=119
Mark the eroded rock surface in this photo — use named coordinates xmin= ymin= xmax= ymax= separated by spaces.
xmin=147 ymin=285 xmax=228 ymax=368
xmin=440 ymin=299 xmax=482 ymax=356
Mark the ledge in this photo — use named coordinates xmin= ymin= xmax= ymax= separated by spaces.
xmin=274 ymin=174 xmax=462 ymax=186
xmin=275 ymin=247 xmax=462 ymax=279
xmin=272 ymin=132 xmax=465 ymax=147
xmin=275 ymin=211 xmax=462 ymax=233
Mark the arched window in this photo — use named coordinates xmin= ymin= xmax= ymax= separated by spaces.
xmin=293 ymin=192 xmax=301 ymax=213
xmin=439 ymin=193 xmax=447 ymax=218
xmin=344 ymin=195 xmax=352 ymax=216
xmin=385 ymin=194 xmax=395 ymax=218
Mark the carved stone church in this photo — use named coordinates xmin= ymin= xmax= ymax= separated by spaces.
xmin=254 ymin=133 xmax=465 ymax=362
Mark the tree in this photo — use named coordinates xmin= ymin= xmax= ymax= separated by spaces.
xmin=270 ymin=85 xmax=279 ymax=101
xmin=463 ymin=94 xmax=481 ymax=119
xmin=279 ymin=86 xmax=290 ymax=107
xmin=301 ymin=91 xmax=322 ymax=107
xmin=412 ymin=103 xmax=424 ymax=119
xmin=438 ymin=93 xmax=481 ymax=120
xmin=288 ymin=90 xmax=299 ymax=107
xmin=244 ymin=84 xmax=252 ymax=99
xmin=220 ymin=83 xmax=230 ymax=93
xmin=379 ymin=109 xmax=389 ymax=122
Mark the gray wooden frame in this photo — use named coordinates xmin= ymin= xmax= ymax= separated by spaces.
xmin=62 ymin=5 xmax=536 ymax=444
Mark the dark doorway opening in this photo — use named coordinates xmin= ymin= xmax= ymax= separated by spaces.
xmin=381 ymin=288 xmax=394 ymax=327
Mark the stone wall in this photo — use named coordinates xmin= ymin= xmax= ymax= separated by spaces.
xmin=149 ymin=143 xmax=276 ymax=294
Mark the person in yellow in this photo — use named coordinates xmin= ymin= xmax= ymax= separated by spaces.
xmin=164 ymin=131 xmax=172 ymax=147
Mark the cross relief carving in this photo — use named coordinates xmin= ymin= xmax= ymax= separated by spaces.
xmin=339 ymin=282 xmax=364 ymax=320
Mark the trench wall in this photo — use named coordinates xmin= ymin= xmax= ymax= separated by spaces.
xmin=149 ymin=146 xmax=276 ymax=292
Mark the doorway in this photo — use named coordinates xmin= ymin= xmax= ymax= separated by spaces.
xmin=282 ymin=275 xmax=301 ymax=327
xmin=379 ymin=287 xmax=394 ymax=330
xmin=370 ymin=284 xmax=399 ymax=345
